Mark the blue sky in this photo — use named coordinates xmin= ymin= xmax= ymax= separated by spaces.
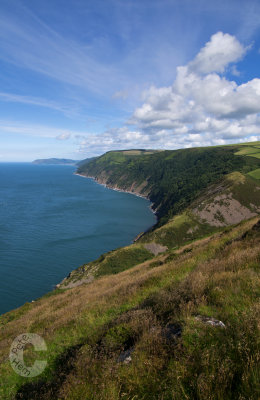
xmin=1 ymin=0 xmax=260 ymax=161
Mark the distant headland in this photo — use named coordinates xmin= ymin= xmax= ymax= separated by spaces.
xmin=32 ymin=157 xmax=96 ymax=166
xmin=32 ymin=158 xmax=78 ymax=165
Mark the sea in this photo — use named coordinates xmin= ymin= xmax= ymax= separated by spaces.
xmin=0 ymin=163 xmax=156 ymax=314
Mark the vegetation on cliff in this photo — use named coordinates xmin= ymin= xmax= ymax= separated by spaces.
xmin=0 ymin=217 xmax=259 ymax=399
xmin=1 ymin=142 xmax=260 ymax=399
xmin=78 ymin=143 xmax=260 ymax=223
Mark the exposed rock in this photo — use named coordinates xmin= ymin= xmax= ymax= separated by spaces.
xmin=144 ymin=242 xmax=168 ymax=255
xmin=195 ymin=315 xmax=226 ymax=328
xmin=133 ymin=232 xmax=145 ymax=242
xmin=60 ymin=276 xmax=94 ymax=289
xmin=117 ymin=347 xmax=134 ymax=364
xmin=56 ymin=271 xmax=95 ymax=289
xmin=193 ymin=194 xmax=257 ymax=227
xmin=187 ymin=225 xmax=199 ymax=234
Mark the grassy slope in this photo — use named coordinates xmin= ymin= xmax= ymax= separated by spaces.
xmin=0 ymin=217 xmax=259 ymax=399
xmin=235 ymin=142 xmax=260 ymax=158
xmin=248 ymin=168 xmax=260 ymax=179
xmin=78 ymin=143 xmax=260 ymax=224
xmin=1 ymin=142 xmax=260 ymax=399
xmin=59 ymin=244 xmax=155 ymax=288
xmin=139 ymin=171 xmax=260 ymax=243
xmin=59 ymin=171 xmax=260 ymax=288
xmin=61 ymin=170 xmax=259 ymax=289
xmin=51 ymin=144 xmax=260 ymax=290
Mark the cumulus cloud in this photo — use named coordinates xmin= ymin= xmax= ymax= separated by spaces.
xmin=124 ymin=32 xmax=260 ymax=148
xmin=76 ymin=127 xmax=151 ymax=155
xmin=188 ymin=32 xmax=246 ymax=74
xmin=77 ymin=32 xmax=260 ymax=155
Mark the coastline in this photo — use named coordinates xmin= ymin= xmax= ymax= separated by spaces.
xmin=0 ymin=166 xmax=158 ymax=314
xmin=74 ymin=171 xmax=157 ymax=216
xmin=54 ymin=171 xmax=157 ymax=289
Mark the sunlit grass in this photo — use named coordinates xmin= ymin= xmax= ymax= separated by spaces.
xmin=0 ymin=217 xmax=259 ymax=399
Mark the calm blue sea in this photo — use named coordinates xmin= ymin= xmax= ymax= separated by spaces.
xmin=0 ymin=163 xmax=156 ymax=314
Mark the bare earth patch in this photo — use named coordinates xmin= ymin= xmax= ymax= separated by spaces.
xmin=193 ymin=194 xmax=258 ymax=227
xmin=187 ymin=225 xmax=199 ymax=234
xmin=57 ymin=276 xmax=94 ymax=289
xmin=143 ymin=242 xmax=168 ymax=255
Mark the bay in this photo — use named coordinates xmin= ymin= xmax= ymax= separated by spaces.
xmin=0 ymin=163 xmax=156 ymax=314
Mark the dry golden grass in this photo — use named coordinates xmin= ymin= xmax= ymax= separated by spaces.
xmin=0 ymin=217 xmax=259 ymax=399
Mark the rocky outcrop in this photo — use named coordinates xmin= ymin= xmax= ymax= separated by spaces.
xmin=76 ymin=172 xmax=151 ymax=200
xmin=195 ymin=315 xmax=226 ymax=328
xmin=192 ymin=172 xmax=260 ymax=227
xmin=143 ymin=242 xmax=168 ymax=255
xmin=193 ymin=193 xmax=258 ymax=227
xmin=117 ymin=347 xmax=134 ymax=364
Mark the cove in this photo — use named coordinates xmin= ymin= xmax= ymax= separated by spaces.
xmin=0 ymin=163 xmax=156 ymax=314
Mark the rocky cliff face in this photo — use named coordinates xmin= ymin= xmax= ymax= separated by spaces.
xmin=78 ymin=171 xmax=151 ymax=199
xmin=192 ymin=172 xmax=260 ymax=227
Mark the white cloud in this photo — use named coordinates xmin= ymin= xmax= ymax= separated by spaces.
xmin=2 ymin=31 xmax=259 ymax=157
xmin=116 ymin=32 xmax=260 ymax=151
xmin=188 ymin=32 xmax=247 ymax=74
xmin=75 ymin=127 xmax=152 ymax=156
xmin=37 ymin=31 xmax=259 ymax=156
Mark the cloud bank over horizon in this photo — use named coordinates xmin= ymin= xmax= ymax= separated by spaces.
xmin=77 ymin=32 xmax=260 ymax=155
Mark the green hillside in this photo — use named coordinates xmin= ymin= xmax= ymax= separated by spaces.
xmin=58 ymin=170 xmax=259 ymax=288
xmin=1 ymin=217 xmax=259 ymax=399
xmin=1 ymin=142 xmax=260 ymax=400
xmin=78 ymin=143 xmax=260 ymax=223
xmin=235 ymin=141 xmax=260 ymax=158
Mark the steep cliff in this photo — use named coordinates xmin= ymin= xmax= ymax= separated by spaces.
xmin=77 ymin=144 xmax=260 ymax=223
